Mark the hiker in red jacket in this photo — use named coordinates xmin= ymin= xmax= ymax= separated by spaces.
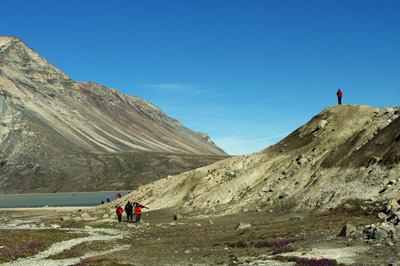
xmin=116 ymin=205 xmax=124 ymax=223
xmin=134 ymin=203 xmax=148 ymax=222
xmin=337 ymin=89 xmax=343 ymax=105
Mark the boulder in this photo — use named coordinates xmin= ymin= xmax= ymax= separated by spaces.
xmin=279 ymin=192 xmax=289 ymax=199
xmin=81 ymin=212 xmax=92 ymax=220
xmin=343 ymin=204 xmax=353 ymax=210
xmin=296 ymin=154 xmax=307 ymax=166
xmin=380 ymin=222 xmax=397 ymax=234
xmin=378 ymin=212 xmax=387 ymax=220
xmin=61 ymin=216 xmax=72 ymax=221
xmin=371 ymin=228 xmax=388 ymax=239
xmin=236 ymin=222 xmax=252 ymax=230
xmin=386 ymin=199 xmax=399 ymax=213
xmin=174 ymin=213 xmax=183 ymax=221
xmin=226 ymin=170 xmax=236 ymax=177
xmin=339 ymin=223 xmax=357 ymax=237
xmin=387 ymin=213 xmax=400 ymax=225
xmin=317 ymin=120 xmax=328 ymax=130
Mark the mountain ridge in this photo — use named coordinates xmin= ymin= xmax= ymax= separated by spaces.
xmin=0 ymin=36 xmax=227 ymax=193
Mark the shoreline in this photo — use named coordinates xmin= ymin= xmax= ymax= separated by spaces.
xmin=0 ymin=190 xmax=132 ymax=196
xmin=0 ymin=206 xmax=92 ymax=213
xmin=0 ymin=191 xmax=130 ymax=208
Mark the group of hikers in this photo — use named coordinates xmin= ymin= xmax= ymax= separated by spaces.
xmin=100 ymin=192 xmax=123 ymax=205
xmin=116 ymin=201 xmax=148 ymax=223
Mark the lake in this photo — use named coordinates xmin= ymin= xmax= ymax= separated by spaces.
xmin=0 ymin=191 xmax=132 ymax=208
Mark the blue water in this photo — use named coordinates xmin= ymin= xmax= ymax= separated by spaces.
xmin=0 ymin=191 xmax=132 ymax=208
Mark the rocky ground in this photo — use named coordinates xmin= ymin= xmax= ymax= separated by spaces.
xmin=0 ymin=198 xmax=399 ymax=266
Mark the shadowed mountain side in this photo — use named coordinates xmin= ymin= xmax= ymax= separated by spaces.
xmin=340 ymin=115 xmax=400 ymax=168
xmin=107 ymin=105 xmax=400 ymax=216
xmin=0 ymin=36 xmax=227 ymax=193
xmin=0 ymin=149 xmax=227 ymax=193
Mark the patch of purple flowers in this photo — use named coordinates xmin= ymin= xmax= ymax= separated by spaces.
xmin=348 ymin=207 xmax=361 ymax=213
xmin=255 ymin=238 xmax=302 ymax=248
xmin=273 ymin=255 xmax=340 ymax=266
xmin=73 ymin=261 xmax=90 ymax=265
xmin=225 ymin=241 xmax=250 ymax=248
xmin=0 ymin=241 xmax=43 ymax=259
xmin=272 ymin=238 xmax=302 ymax=247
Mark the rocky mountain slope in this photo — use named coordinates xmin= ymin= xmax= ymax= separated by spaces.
xmin=0 ymin=36 xmax=227 ymax=193
xmin=118 ymin=104 xmax=400 ymax=214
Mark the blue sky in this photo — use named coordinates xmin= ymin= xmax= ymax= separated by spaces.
xmin=2 ymin=1 xmax=399 ymax=155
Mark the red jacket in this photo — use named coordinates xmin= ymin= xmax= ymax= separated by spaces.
xmin=134 ymin=205 xmax=144 ymax=214
xmin=337 ymin=90 xmax=343 ymax=97
xmin=116 ymin=206 xmax=124 ymax=216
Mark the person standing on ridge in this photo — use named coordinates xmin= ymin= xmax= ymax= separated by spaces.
xmin=337 ymin=89 xmax=343 ymax=105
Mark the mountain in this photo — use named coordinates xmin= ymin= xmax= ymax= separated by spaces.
xmin=121 ymin=104 xmax=400 ymax=214
xmin=0 ymin=36 xmax=227 ymax=193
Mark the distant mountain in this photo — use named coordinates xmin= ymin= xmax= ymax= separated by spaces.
xmin=0 ymin=36 xmax=227 ymax=193
xmin=123 ymin=105 xmax=400 ymax=214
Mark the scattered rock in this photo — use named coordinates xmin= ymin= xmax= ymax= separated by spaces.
xmin=279 ymin=192 xmax=289 ymax=199
xmin=81 ymin=212 xmax=92 ymax=220
xmin=339 ymin=223 xmax=357 ymax=237
xmin=378 ymin=212 xmax=387 ymax=220
xmin=61 ymin=216 xmax=72 ymax=221
xmin=226 ymin=170 xmax=236 ymax=177
xmin=296 ymin=154 xmax=307 ymax=166
xmin=344 ymin=204 xmax=353 ymax=209
xmin=371 ymin=228 xmax=388 ymax=239
xmin=236 ymin=222 xmax=252 ymax=230
xmin=380 ymin=222 xmax=396 ymax=235
xmin=386 ymin=199 xmax=399 ymax=213
xmin=317 ymin=120 xmax=328 ymax=130
xmin=174 ymin=213 xmax=183 ymax=220
xmin=290 ymin=216 xmax=303 ymax=221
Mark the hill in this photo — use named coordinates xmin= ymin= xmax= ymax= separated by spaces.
xmin=117 ymin=104 xmax=400 ymax=214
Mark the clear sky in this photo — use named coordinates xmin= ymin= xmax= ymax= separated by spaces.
xmin=1 ymin=1 xmax=399 ymax=155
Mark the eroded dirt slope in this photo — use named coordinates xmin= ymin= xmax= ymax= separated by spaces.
xmin=116 ymin=105 xmax=400 ymax=215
